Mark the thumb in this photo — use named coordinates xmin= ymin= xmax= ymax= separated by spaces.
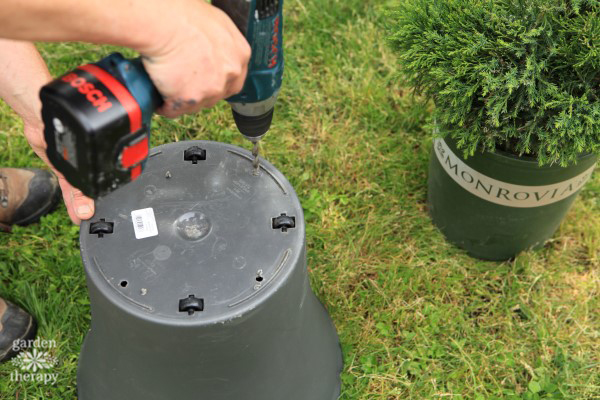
xmin=57 ymin=177 xmax=95 ymax=225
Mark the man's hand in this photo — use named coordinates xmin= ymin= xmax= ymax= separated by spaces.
xmin=23 ymin=121 xmax=94 ymax=225
xmin=0 ymin=0 xmax=252 ymax=224
xmin=141 ymin=1 xmax=251 ymax=117
xmin=0 ymin=0 xmax=251 ymax=117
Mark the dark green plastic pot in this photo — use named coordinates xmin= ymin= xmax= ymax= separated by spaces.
xmin=428 ymin=137 xmax=597 ymax=261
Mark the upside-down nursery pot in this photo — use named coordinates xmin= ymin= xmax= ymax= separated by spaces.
xmin=428 ymin=136 xmax=597 ymax=261
xmin=78 ymin=141 xmax=343 ymax=400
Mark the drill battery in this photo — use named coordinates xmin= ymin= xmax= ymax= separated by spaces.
xmin=41 ymin=55 xmax=159 ymax=198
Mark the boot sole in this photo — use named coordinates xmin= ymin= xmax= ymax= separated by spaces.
xmin=0 ymin=316 xmax=38 ymax=363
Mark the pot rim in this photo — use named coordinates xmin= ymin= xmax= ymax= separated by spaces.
xmin=439 ymin=135 xmax=598 ymax=171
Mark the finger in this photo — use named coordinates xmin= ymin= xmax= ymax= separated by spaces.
xmin=239 ymin=38 xmax=252 ymax=65
xmin=226 ymin=62 xmax=248 ymax=98
xmin=199 ymin=94 xmax=222 ymax=109
xmin=156 ymin=102 xmax=184 ymax=118
xmin=70 ymin=188 xmax=95 ymax=223
xmin=157 ymin=97 xmax=201 ymax=118
xmin=57 ymin=177 xmax=78 ymax=224
xmin=57 ymin=176 xmax=95 ymax=225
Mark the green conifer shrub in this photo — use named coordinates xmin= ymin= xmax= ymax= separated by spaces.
xmin=387 ymin=0 xmax=600 ymax=166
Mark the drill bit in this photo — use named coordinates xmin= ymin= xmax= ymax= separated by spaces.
xmin=251 ymin=140 xmax=260 ymax=174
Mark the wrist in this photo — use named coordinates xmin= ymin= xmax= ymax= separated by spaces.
xmin=132 ymin=0 xmax=212 ymax=61
xmin=14 ymin=94 xmax=45 ymax=129
xmin=129 ymin=0 xmax=191 ymax=58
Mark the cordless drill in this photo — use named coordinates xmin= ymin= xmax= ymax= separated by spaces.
xmin=40 ymin=0 xmax=284 ymax=199
xmin=214 ymin=0 xmax=284 ymax=171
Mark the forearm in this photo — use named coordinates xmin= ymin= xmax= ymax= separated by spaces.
xmin=0 ymin=0 xmax=182 ymax=56
xmin=0 ymin=39 xmax=50 ymax=125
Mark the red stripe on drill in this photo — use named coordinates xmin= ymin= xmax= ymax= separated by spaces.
xmin=78 ymin=64 xmax=142 ymax=133
xmin=121 ymin=136 xmax=149 ymax=169
xmin=131 ymin=165 xmax=143 ymax=180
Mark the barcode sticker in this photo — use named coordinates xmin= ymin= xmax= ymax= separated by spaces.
xmin=131 ymin=208 xmax=158 ymax=239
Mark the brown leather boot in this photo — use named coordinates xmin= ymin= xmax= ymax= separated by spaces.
xmin=0 ymin=297 xmax=37 ymax=362
xmin=0 ymin=168 xmax=61 ymax=232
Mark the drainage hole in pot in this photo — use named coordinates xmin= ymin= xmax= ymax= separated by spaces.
xmin=120 ymin=280 xmax=128 ymax=288
xmin=256 ymin=276 xmax=264 ymax=282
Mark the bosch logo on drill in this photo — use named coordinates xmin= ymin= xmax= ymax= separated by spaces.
xmin=62 ymin=73 xmax=113 ymax=113
xmin=268 ymin=16 xmax=280 ymax=69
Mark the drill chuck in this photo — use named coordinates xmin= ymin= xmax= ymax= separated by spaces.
xmin=230 ymin=91 xmax=280 ymax=141
xmin=232 ymin=108 xmax=274 ymax=141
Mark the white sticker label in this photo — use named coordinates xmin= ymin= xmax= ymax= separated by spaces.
xmin=131 ymin=208 xmax=158 ymax=239
xmin=434 ymin=138 xmax=597 ymax=208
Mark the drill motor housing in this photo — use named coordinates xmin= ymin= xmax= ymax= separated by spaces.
xmin=214 ymin=0 xmax=284 ymax=139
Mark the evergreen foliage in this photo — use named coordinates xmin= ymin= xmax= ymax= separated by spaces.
xmin=388 ymin=0 xmax=600 ymax=165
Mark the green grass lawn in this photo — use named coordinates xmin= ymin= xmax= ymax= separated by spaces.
xmin=1 ymin=0 xmax=599 ymax=398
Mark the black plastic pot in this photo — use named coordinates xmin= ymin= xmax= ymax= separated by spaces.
xmin=78 ymin=141 xmax=343 ymax=400
xmin=428 ymin=137 xmax=597 ymax=261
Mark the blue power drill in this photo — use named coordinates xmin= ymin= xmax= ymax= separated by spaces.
xmin=40 ymin=0 xmax=284 ymax=199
